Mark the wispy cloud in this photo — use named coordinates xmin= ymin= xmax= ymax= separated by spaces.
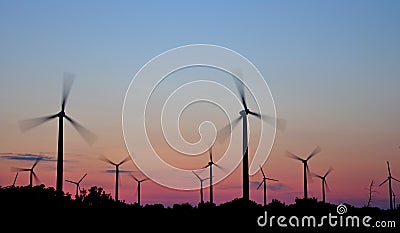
xmin=104 ymin=169 xmax=135 ymax=174
xmin=0 ymin=153 xmax=55 ymax=162
xmin=250 ymin=181 xmax=291 ymax=191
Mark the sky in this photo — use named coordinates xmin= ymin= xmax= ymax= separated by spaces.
xmin=1 ymin=0 xmax=400 ymax=209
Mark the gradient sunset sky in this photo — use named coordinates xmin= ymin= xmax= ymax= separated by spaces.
xmin=1 ymin=0 xmax=400 ymax=209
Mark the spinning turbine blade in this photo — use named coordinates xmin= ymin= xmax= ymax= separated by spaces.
xmin=387 ymin=161 xmax=392 ymax=177
xmin=78 ymin=173 xmax=87 ymax=183
xmin=130 ymin=174 xmax=139 ymax=182
xmin=19 ymin=114 xmax=58 ymax=132
xmin=286 ymin=151 xmax=303 ymax=161
xmin=266 ymin=178 xmax=279 ymax=182
xmin=119 ymin=156 xmax=131 ymax=166
xmin=306 ymin=165 xmax=313 ymax=183
xmin=33 ymin=171 xmax=41 ymax=185
xmin=324 ymin=167 xmax=333 ymax=177
xmin=62 ymin=72 xmax=75 ymax=111
xmin=393 ymin=177 xmax=400 ymax=183
xmin=260 ymin=166 xmax=266 ymax=178
xmin=65 ymin=115 xmax=97 ymax=145
xmin=192 ymin=171 xmax=201 ymax=180
xmin=99 ymin=155 xmax=116 ymax=165
xmin=306 ymin=146 xmax=322 ymax=161
xmin=233 ymin=73 xmax=248 ymax=111
xmin=325 ymin=180 xmax=331 ymax=193
xmin=217 ymin=116 xmax=241 ymax=143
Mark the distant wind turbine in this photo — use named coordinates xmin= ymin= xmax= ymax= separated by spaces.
xmin=12 ymin=172 xmax=18 ymax=187
xmin=379 ymin=161 xmax=400 ymax=210
xmin=129 ymin=174 xmax=149 ymax=206
xmin=257 ymin=165 xmax=278 ymax=206
xmin=286 ymin=146 xmax=321 ymax=199
xmin=312 ymin=167 xmax=333 ymax=203
xmin=65 ymin=173 xmax=87 ymax=198
xmin=12 ymin=158 xmax=41 ymax=187
xmin=192 ymin=171 xmax=210 ymax=204
xmin=202 ymin=146 xmax=224 ymax=204
xmin=100 ymin=155 xmax=130 ymax=202
xmin=19 ymin=73 xmax=97 ymax=194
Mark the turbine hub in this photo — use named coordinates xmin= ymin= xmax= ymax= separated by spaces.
xmin=58 ymin=111 xmax=65 ymax=117
xmin=239 ymin=110 xmax=247 ymax=116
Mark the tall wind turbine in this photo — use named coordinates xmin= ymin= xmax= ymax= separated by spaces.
xmin=65 ymin=173 xmax=87 ymax=198
xmin=19 ymin=73 xmax=97 ymax=194
xmin=202 ymin=146 xmax=224 ymax=204
xmin=219 ymin=75 xmax=285 ymax=201
xmin=100 ymin=155 xmax=130 ymax=202
xmin=257 ymin=165 xmax=278 ymax=206
xmin=312 ymin=167 xmax=333 ymax=203
xmin=379 ymin=161 xmax=400 ymax=210
xmin=286 ymin=146 xmax=321 ymax=199
xmin=129 ymin=174 xmax=148 ymax=206
xmin=12 ymin=158 xmax=41 ymax=187
xmin=192 ymin=171 xmax=210 ymax=204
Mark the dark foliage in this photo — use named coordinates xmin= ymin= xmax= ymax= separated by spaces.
xmin=0 ymin=185 xmax=398 ymax=232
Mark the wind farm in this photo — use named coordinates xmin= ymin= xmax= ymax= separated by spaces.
xmin=1 ymin=1 xmax=400 ymax=231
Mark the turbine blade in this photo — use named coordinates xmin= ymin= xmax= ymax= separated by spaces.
xmin=61 ymin=72 xmax=75 ymax=111
xmin=192 ymin=171 xmax=201 ymax=180
xmin=266 ymin=178 xmax=279 ymax=182
xmin=19 ymin=114 xmax=58 ymax=132
xmin=259 ymin=166 xmax=266 ymax=178
xmin=140 ymin=178 xmax=149 ymax=182
xmin=312 ymin=173 xmax=323 ymax=179
xmin=119 ymin=156 xmax=131 ymax=166
xmin=129 ymin=174 xmax=139 ymax=182
xmin=209 ymin=146 xmax=213 ymax=163
xmin=306 ymin=146 xmax=322 ymax=161
xmin=286 ymin=151 xmax=303 ymax=161
xmin=214 ymin=163 xmax=228 ymax=173
xmin=65 ymin=115 xmax=97 ymax=145
xmin=65 ymin=179 xmax=76 ymax=184
xmin=78 ymin=173 xmax=87 ymax=183
xmin=257 ymin=180 xmax=264 ymax=190
xmin=33 ymin=172 xmax=41 ymax=185
xmin=217 ymin=116 xmax=241 ymax=143
xmin=99 ymin=154 xmax=116 ymax=166
xmin=387 ymin=161 xmax=392 ymax=177
xmin=248 ymin=111 xmax=261 ymax=118
xmin=306 ymin=164 xmax=314 ymax=183
xmin=232 ymin=72 xmax=248 ymax=111
xmin=11 ymin=167 xmax=30 ymax=172
xmin=379 ymin=178 xmax=388 ymax=186
xmin=32 ymin=158 xmax=41 ymax=169
xmin=393 ymin=177 xmax=400 ymax=183
xmin=325 ymin=180 xmax=331 ymax=193
xmin=324 ymin=167 xmax=333 ymax=177
xmin=258 ymin=114 xmax=287 ymax=132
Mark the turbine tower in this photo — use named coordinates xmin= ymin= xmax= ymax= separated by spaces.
xmin=19 ymin=73 xmax=97 ymax=194
xmin=65 ymin=173 xmax=87 ymax=198
xmin=312 ymin=167 xmax=333 ymax=203
xmin=286 ymin=146 xmax=321 ymax=199
xmin=129 ymin=174 xmax=148 ymax=206
xmin=257 ymin=165 xmax=278 ymax=206
xmin=100 ymin=155 xmax=130 ymax=202
xmin=192 ymin=171 xmax=210 ymax=204
xmin=12 ymin=158 xmax=41 ymax=187
xmin=379 ymin=161 xmax=400 ymax=210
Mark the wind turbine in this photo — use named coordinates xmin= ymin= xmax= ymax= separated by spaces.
xmin=286 ymin=146 xmax=321 ymax=199
xmin=379 ymin=161 xmax=400 ymax=210
xmin=192 ymin=171 xmax=210 ymax=204
xmin=129 ymin=174 xmax=149 ymax=206
xmin=100 ymin=155 xmax=131 ymax=202
xmin=12 ymin=158 xmax=41 ymax=187
xmin=219 ymin=74 xmax=286 ymax=201
xmin=65 ymin=173 xmax=87 ymax=198
xmin=312 ymin=167 xmax=333 ymax=203
xmin=202 ymin=146 xmax=224 ymax=204
xmin=257 ymin=165 xmax=278 ymax=206
xmin=19 ymin=73 xmax=97 ymax=194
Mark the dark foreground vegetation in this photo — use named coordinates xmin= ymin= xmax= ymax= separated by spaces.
xmin=0 ymin=184 xmax=398 ymax=232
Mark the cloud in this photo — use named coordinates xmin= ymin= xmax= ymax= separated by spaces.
xmin=250 ymin=181 xmax=291 ymax=191
xmin=104 ymin=169 xmax=135 ymax=174
xmin=0 ymin=153 xmax=55 ymax=162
